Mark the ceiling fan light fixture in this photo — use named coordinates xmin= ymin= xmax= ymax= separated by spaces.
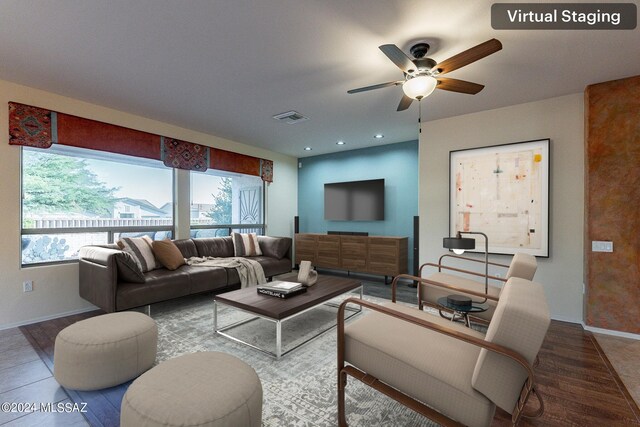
xmin=402 ymin=75 xmax=437 ymax=100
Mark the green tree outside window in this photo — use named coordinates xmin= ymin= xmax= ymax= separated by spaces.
xmin=206 ymin=177 xmax=232 ymax=224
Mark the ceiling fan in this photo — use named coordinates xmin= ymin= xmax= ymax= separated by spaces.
xmin=347 ymin=39 xmax=502 ymax=111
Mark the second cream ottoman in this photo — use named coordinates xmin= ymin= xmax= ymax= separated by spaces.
xmin=121 ymin=351 xmax=263 ymax=427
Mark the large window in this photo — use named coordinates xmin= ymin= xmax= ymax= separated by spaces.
xmin=21 ymin=146 xmax=174 ymax=265
xmin=190 ymin=170 xmax=264 ymax=238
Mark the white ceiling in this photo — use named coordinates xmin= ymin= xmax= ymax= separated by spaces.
xmin=1 ymin=1 xmax=639 ymax=158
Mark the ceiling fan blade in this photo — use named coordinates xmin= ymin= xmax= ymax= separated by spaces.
xmin=397 ymin=94 xmax=413 ymax=111
xmin=435 ymin=39 xmax=502 ymax=75
xmin=347 ymin=81 xmax=403 ymax=94
xmin=379 ymin=44 xmax=418 ymax=74
xmin=436 ymin=77 xmax=485 ymax=95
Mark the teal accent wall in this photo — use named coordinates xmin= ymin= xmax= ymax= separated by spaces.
xmin=297 ymin=140 xmax=418 ymax=274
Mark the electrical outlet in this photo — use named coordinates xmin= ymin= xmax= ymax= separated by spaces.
xmin=23 ymin=280 xmax=33 ymax=292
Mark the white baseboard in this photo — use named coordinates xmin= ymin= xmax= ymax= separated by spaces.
xmin=583 ymin=322 xmax=640 ymax=340
xmin=0 ymin=306 xmax=98 ymax=331
xmin=550 ymin=314 xmax=582 ymax=324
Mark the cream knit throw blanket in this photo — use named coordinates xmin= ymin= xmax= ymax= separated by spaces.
xmin=186 ymin=256 xmax=267 ymax=288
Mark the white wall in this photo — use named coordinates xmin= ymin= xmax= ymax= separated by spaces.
xmin=0 ymin=79 xmax=298 ymax=329
xmin=419 ymin=93 xmax=584 ymax=322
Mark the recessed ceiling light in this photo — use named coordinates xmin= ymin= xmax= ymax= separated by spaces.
xmin=304 ymin=147 xmax=312 ymax=151
xmin=374 ymin=134 xmax=384 ymax=139
xmin=336 ymin=141 xmax=345 ymax=145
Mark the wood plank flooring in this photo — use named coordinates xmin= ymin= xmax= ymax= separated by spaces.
xmin=492 ymin=321 xmax=640 ymax=426
xmin=2 ymin=280 xmax=639 ymax=427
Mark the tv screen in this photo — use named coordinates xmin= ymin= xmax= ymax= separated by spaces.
xmin=324 ymin=179 xmax=385 ymax=221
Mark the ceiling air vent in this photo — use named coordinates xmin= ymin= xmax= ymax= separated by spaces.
xmin=272 ymin=111 xmax=309 ymax=124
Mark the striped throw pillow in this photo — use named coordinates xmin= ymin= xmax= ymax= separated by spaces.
xmin=117 ymin=236 xmax=159 ymax=273
xmin=231 ymin=232 xmax=262 ymax=257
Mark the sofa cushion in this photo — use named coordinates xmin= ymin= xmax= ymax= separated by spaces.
xmin=117 ymin=270 xmax=191 ymax=310
xmin=244 ymin=256 xmax=292 ymax=279
xmin=152 ymin=239 xmax=186 ymax=271
xmin=472 ymin=278 xmax=550 ymax=415
xmin=257 ymin=236 xmax=291 ymax=260
xmin=114 ymin=251 xmax=145 ymax=283
xmin=179 ymin=265 xmax=229 ymax=294
xmin=118 ymin=236 xmax=159 ymax=273
xmin=344 ymin=302 xmax=494 ymax=427
xmin=194 ymin=237 xmax=234 ymax=258
xmin=173 ymin=239 xmax=198 ymax=259
xmin=421 ymin=272 xmax=501 ymax=321
xmin=231 ymin=232 xmax=262 ymax=256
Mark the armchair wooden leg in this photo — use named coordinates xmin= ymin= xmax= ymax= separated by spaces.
xmin=338 ymin=369 xmax=348 ymax=426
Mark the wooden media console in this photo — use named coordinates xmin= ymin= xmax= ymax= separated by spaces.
xmin=294 ymin=233 xmax=408 ymax=279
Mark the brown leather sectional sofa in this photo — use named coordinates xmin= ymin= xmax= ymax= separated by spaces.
xmin=78 ymin=236 xmax=292 ymax=313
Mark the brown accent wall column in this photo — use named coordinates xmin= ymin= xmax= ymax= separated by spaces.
xmin=585 ymin=75 xmax=640 ymax=333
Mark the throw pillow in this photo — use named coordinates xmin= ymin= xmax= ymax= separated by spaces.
xmin=114 ymin=251 xmax=146 ymax=283
xmin=152 ymin=239 xmax=186 ymax=271
xmin=231 ymin=232 xmax=262 ymax=257
xmin=117 ymin=236 xmax=158 ymax=273
xmin=256 ymin=236 xmax=291 ymax=259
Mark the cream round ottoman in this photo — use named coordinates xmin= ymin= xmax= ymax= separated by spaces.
xmin=121 ymin=352 xmax=263 ymax=427
xmin=54 ymin=312 xmax=157 ymax=391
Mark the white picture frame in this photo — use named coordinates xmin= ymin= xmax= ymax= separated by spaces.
xmin=449 ymin=139 xmax=550 ymax=257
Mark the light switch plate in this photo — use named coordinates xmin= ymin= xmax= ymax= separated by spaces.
xmin=592 ymin=241 xmax=613 ymax=252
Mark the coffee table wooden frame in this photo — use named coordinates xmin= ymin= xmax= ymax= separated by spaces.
xmin=214 ymin=276 xmax=362 ymax=359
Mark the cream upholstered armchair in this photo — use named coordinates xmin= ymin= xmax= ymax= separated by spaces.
xmin=337 ymin=274 xmax=550 ymax=427
xmin=418 ymin=252 xmax=537 ymax=322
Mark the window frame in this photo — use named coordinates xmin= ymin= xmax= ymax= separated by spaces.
xmin=189 ymin=169 xmax=266 ymax=237
xmin=20 ymin=146 xmax=176 ymax=267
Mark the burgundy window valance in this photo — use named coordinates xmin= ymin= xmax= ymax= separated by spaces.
xmin=8 ymin=102 xmax=273 ymax=181
xmin=210 ymin=148 xmax=260 ymax=176
xmin=57 ymin=113 xmax=161 ymax=160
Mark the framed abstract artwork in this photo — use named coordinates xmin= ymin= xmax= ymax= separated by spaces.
xmin=449 ymin=139 xmax=550 ymax=257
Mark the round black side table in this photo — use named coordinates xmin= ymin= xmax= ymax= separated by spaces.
xmin=436 ymin=296 xmax=489 ymax=328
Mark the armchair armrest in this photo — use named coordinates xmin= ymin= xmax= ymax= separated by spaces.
xmin=391 ymin=274 xmax=500 ymax=309
xmin=419 ymin=254 xmax=509 ymax=283
xmin=439 ymin=253 xmax=510 ymax=269
xmin=336 ymin=298 xmax=543 ymax=426
xmin=419 ymin=262 xmax=507 ymax=283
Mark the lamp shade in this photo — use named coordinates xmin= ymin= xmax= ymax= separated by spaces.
xmin=402 ymin=75 xmax=437 ymax=100
xmin=442 ymin=237 xmax=476 ymax=251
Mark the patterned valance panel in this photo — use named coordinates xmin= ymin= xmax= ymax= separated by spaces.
xmin=9 ymin=102 xmax=56 ymax=148
xmin=210 ymin=148 xmax=261 ymax=177
xmin=161 ymin=137 xmax=209 ymax=171
xmin=57 ymin=113 xmax=161 ymax=160
xmin=260 ymin=159 xmax=273 ymax=183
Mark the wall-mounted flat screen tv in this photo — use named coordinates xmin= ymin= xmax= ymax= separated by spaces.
xmin=324 ymin=179 xmax=385 ymax=221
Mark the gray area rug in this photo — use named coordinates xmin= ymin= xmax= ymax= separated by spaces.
xmin=149 ymin=292 xmax=441 ymax=427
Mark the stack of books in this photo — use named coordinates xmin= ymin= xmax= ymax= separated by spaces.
xmin=257 ymin=281 xmax=307 ymax=299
